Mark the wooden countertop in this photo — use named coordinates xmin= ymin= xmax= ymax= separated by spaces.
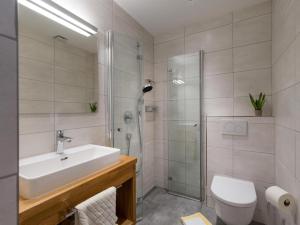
xmin=19 ymin=155 xmax=137 ymax=218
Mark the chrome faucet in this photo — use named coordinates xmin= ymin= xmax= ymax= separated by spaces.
xmin=56 ymin=130 xmax=72 ymax=154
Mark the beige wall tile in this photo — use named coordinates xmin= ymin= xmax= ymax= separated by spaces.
xmin=154 ymin=121 xmax=167 ymax=141
xmin=207 ymin=146 xmax=233 ymax=175
xmin=296 ymin=35 xmax=300 ymax=83
xmin=154 ymin=63 xmax=168 ymax=82
xmin=204 ymin=73 xmax=234 ymax=98
xmin=234 ymin=68 xmax=271 ymax=97
xmin=20 ymin=100 xmax=53 ymax=114
xmin=234 ymin=41 xmax=271 ymax=72
xmin=154 ymin=82 xmax=167 ymax=101
xmin=19 ymin=78 xmax=53 ymax=101
xmin=204 ymin=98 xmax=234 ymax=116
xmin=55 ymin=84 xmax=87 ymax=103
xmin=19 ymin=115 xmax=54 ymax=134
xmin=204 ymin=49 xmax=233 ymax=76
xmin=296 ymin=84 xmax=300 ymax=132
xmin=273 ymin=87 xmax=296 ymax=130
xmin=154 ymin=29 xmax=184 ymax=44
xmin=63 ymin=126 xmax=105 ymax=149
xmin=233 ymin=122 xmax=274 ymax=154
xmin=207 ymin=120 xmax=233 ymax=148
xmin=233 ymin=150 xmax=274 ymax=183
xmin=185 ymin=25 xmax=232 ymax=53
xmin=272 ymin=41 xmax=296 ymax=93
xmin=233 ymin=14 xmax=271 ymax=47
xmin=154 ymin=38 xmax=184 ymax=63
xmin=233 ymin=0 xmax=271 ymax=22
xmin=185 ymin=13 xmax=233 ymax=35
xmin=19 ymin=36 xmax=53 ymax=63
xmin=19 ymin=57 xmax=53 ymax=82
xmin=296 ymin=132 xmax=300 ymax=180
xmin=275 ymin=160 xmax=298 ymax=197
xmin=19 ymin=132 xmax=55 ymax=158
xmin=275 ymin=126 xmax=296 ymax=177
xmin=272 ymin=0 xmax=296 ymax=62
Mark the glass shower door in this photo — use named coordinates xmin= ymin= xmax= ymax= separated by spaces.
xmin=167 ymin=52 xmax=203 ymax=200
xmin=109 ymin=32 xmax=144 ymax=219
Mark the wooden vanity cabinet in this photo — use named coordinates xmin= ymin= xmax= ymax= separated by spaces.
xmin=19 ymin=155 xmax=137 ymax=225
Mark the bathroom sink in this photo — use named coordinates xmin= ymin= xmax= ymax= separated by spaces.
xmin=19 ymin=144 xmax=120 ymax=199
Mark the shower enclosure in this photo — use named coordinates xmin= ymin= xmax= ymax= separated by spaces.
xmin=107 ymin=31 xmax=145 ymax=220
xmin=166 ymin=51 xmax=205 ymax=201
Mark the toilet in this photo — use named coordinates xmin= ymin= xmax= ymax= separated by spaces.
xmin=210 ymin=175 xmax=257 ymax=225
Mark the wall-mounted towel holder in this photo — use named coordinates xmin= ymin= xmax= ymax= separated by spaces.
xmin=63 ymin=185 xmax=123 ymax=220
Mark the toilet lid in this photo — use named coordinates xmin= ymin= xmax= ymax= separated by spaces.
xmin=211 ymin=175 xmax=257 ymax=207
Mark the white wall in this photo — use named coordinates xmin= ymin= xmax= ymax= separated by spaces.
xmin=154 ymin=0 xmax=272 ymax=183
xmin=18 ymin=0 xmax=155 ymax=196
xmin=153 ymin=1 xmax=273 ymax=224
xmin=206 ymin=117 xmax=274 ymax=223
xmin=272 ymin=0 xmax=300 ymax=224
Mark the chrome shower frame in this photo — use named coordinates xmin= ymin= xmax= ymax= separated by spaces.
xmin=106 ymin=31 xmax=145 ymax=221
xmin=166 ymin=50 xmax=206 ymax=202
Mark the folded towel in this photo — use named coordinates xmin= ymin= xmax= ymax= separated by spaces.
xmin=181 ymin=212 xmax=212 ymax=225
xmin=75 ymin=187 xmax=118 ymax=225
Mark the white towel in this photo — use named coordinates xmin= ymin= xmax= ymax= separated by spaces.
xmin=75 ymin=187 xmax=118 ymax=225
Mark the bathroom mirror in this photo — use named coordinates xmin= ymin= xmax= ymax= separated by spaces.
xmin=18 ymin=4 xmax=99 ymax=114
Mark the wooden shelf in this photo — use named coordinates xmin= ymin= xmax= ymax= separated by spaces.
xmin=19 ymin=155 xmax=137 ymax=225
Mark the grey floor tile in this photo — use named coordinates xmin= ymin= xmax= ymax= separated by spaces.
xmin=137 ymin=187 xmax=264 ymax=225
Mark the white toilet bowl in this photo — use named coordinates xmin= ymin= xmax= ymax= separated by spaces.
xmin=211 ymin=175 xmax=257 ymax=225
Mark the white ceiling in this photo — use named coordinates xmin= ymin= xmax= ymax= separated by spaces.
xmin=114 ymin=0 xmax=267 ymax=36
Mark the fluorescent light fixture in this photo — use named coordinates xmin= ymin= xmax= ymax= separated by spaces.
xmin=18 ymin=0 xmax=97 ymax=37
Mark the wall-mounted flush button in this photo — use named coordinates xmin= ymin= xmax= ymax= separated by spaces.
xmin=222 ymin=120 xmax=248 ymax=136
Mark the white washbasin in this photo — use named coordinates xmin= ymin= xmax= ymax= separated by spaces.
xmin=19 ymin=144 xmax=120 ymax=199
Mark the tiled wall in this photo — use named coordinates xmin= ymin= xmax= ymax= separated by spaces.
xmin=17 ymin=0 xmax=154 ymax=195
xmin=0 ymin=0 xmax=18 ymax=224
xmin=206 ymin=117 xmax=274 ymax=223
xmin=272 ymin=0 xmax=300 ymax=224
xmin=154 ymin=0 xmax=272 ymax=184
xmin=153 ymin=1 xmax=273 ymax=223
xmin=19 ymin=31 xmax=103 ymax=158
xmin=113 ymin=3 xmax=155 ymax=195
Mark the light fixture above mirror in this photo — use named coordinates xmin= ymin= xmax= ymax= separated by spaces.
xmin=18 ymin=0 xmax=97 ymax=37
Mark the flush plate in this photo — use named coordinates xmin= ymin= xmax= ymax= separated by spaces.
xmin=222 ymin=120 xmax=248 ymax=136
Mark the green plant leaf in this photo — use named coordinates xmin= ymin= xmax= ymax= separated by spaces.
xmin=249 ymin=93 xmax=266 ymax=110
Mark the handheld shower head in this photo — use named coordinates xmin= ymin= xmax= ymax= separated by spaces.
xmin=142 ymin=79 xmax=154 ymax=93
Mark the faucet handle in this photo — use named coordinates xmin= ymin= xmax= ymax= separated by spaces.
xmin=57 ymin=130 xmax=64 ymax=137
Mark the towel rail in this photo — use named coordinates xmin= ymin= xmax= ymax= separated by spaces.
xmin=63 ymin=185 xmax=123 ymax=219
xmin=64 ymin=208 xmax=77 ymax=219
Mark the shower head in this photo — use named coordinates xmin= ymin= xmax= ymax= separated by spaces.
xmin=143 ymin=83 xmax=153 ymax=93
xmin=142 ymin=79 xmax=154 ymax=93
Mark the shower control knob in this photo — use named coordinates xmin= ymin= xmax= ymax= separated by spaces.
xmin=117 ymin=128 xmax=121 ymax=132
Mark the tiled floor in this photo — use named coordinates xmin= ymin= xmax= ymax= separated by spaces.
xmin=137 ymin=187 xmax=263 ymax=225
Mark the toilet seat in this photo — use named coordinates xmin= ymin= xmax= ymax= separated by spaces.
xmin=211 ymin=175 xmax=257 ymax=208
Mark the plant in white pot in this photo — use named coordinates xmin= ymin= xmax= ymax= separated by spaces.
xmin=249 ymin=92 xmax=266 ymax=116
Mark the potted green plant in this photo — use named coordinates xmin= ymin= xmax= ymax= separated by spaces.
xmin=249 ymin=92 xmax=266 ymax=116
xmin=89 ymin=102 xmax=97 ymax=113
